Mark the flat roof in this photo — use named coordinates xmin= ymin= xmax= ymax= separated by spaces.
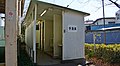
xmin=86 ymin=26 xmax=120 ymax=32
xmin=99 ymin=26 xmax=120 ymax=30
xmin=33 ymin=0 xmax=90 ymax=16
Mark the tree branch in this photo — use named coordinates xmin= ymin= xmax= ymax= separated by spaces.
xmin=109 ymin=0 xmax=120 ymax=8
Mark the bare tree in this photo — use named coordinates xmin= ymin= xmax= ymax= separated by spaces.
xmin=109 ymin=0 xmax=120 ymax=8
xmin=92 ymin=0 xmax=119 ymax=12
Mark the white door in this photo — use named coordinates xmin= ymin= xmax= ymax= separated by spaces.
xmin=62 ymin=11 xmax=84 ymax=60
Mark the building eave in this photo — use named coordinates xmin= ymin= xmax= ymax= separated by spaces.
xmin=93 ymin=17 xmax=116 ymax=24
xmin=36 ymin=0 xmax=90 ymax=16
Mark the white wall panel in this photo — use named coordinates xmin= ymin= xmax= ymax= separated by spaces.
xmin=63 ymin=11 xmax=85 ymax=60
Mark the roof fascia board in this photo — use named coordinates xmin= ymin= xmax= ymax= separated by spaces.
xmin=36 ymin=0 xmax=90 ymax=16
xmin=24 ymin=0 xmax=36 ymax=23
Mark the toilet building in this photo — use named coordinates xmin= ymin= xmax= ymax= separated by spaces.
xmin=23 ymin=0 xmax=89 ymax=65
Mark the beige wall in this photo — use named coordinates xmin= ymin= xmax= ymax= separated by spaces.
xmin=36 ymin=30 xmax=40 ymax=43
xmin=40 ymin=22 xmax=44 ymax=51
xmin=53 ymin=14 xmax=62 ymax=57
xmin=44 ymin=20 xmax=53 ymax=51
xmin=25 ymin=21 xmax=34 ymax=58
xmin=36 ymin=30 xmax=40 ymax=49
xmin=25 ymin=22 xmax=34 ymax=49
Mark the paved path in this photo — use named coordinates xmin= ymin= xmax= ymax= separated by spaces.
xmin=37 ymin=63 xmax=77 ymax=66
xmin=36 ymin=50 xmax=95 ymax=66
xmin=38 ymin=63 xmax=95 ymax=66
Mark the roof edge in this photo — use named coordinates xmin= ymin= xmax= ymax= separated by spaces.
xmin=93 ymin=17 xmax=116 ymax=24
xmin=36 ymin=0 xmax=90 ymax=16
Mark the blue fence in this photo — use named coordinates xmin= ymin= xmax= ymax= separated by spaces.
xmin=85 ymin=31 xmax=120 ymax=44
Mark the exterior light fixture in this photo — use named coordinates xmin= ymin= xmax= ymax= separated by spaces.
xmin=40 ymin=10 xmax=47 ymax=16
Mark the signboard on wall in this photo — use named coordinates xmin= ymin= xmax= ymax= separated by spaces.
xmin=68 ymin=25 xmax=77 ymax=32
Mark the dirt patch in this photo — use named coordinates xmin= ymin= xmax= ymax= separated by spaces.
xmin=0 ymin=63 xmax=5 ymax=66
xmin=88 ymin=57 xmax=120 ymax=66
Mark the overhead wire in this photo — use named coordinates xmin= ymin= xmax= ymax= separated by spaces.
xmin=77 ymin=0 xmax=91 ymax=8
xmin=67 ymin=0 xmax=75 ymax=7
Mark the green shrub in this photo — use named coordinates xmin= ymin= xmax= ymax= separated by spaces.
xmin=85 ymin=44 xmax=120 ymax=63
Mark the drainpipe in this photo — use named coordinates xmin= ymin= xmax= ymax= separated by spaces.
xmin=33 ymin=4 xmax=37 ymax=64
xmin=19 ymin=0 xmax=22 ymax=35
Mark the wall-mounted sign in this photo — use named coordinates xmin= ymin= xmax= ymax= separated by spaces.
xmin=8 ymin=11 xmax=14 ymax=20
xmin=68 ymin=25 xmax=77 ymax=32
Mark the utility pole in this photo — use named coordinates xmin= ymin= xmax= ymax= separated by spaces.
xmin=102 ymin=0 xmax=106 ymax=44
xmin=5 ymin=0 xmax=18 ymax=66
xmin=93 ymin=32 xmax=96 ymax=53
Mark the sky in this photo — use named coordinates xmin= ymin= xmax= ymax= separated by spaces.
xmin=23 ymin=0 xmax=120 ymax=21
